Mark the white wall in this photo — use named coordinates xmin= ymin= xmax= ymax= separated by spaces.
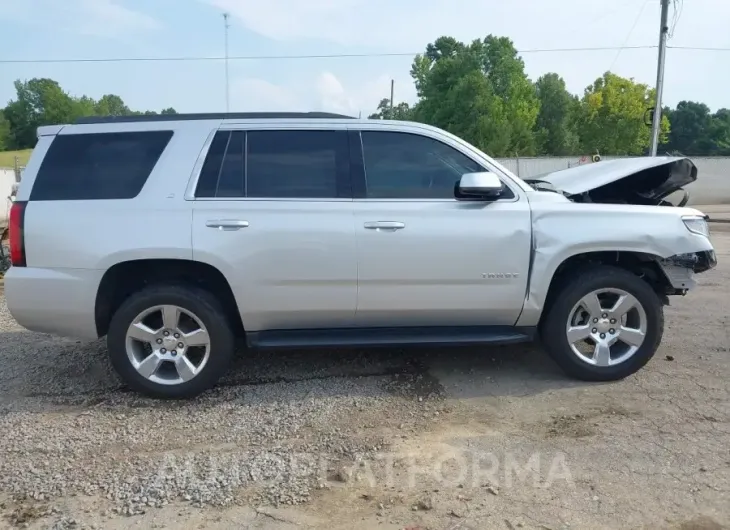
xmin=0 ymin=169 xmax=15 ymax=227
xmin=496 ymin=156 xmax=730 ymax=206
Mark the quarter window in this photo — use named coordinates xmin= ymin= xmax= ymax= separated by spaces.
xmin=31 ymin=131 xmax=173 ymax=201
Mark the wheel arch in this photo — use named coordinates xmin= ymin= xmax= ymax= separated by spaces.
xmin=517 ymin=247 xmax=672 ymax=327
xmin=95 ymin=258 xmax=244 ymax=338
xmin=539 ymin=251 xmax=670 ymax=325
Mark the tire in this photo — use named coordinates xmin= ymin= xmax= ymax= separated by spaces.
xmin=540 ymin=265 xmax=664 ymax=382
xmin=107 ymin=284 xmax=235 ymax=399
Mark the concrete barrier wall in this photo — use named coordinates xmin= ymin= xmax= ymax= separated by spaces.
xmin=496 ymin=156 xmax=730 ymax=206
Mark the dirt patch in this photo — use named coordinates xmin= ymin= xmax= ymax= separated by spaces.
xmin=544 ymin=405 xmax=634 ymax=438
xmin=676 ymin=516 xmax=726 ymax=530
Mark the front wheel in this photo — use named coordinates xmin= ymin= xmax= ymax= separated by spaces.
xmin=540 ymin=266 xmax=664 ymax=381
xmin=107 ymin=284 xmax=235 ymax=399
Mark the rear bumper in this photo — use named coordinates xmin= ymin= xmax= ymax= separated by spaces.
xmin=4 ymin=266 xmax=103 ymax=339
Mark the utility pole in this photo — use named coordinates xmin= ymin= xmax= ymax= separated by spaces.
xmin=223 ymin=13 xmax=230 ymax=112
xmin=649 ymin=0 xmax=670 ymax=156
xmin=390 ymin=79 xmax=394 ymax=110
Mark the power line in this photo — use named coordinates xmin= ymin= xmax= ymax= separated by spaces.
xmin=668 ymin=0 xmax=684 ymax=38
xmin=3 ymin=44 xmax=727 ymax=65
xmin=0 ymin=46 xmax=661 ymax=65
xmin=608 ymin=0 xmax=651 ymax=72
xmin=667 ymin=45 xmax=730 ymax=51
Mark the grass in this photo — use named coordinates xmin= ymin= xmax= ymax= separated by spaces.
xmin=0 ymin=149 xmax=32 ymax=168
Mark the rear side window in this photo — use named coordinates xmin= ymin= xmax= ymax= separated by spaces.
xmin=195 ymin=129 xmax=349 ymax=199
xmin=30 ymin=131 xmax=173 ymax=201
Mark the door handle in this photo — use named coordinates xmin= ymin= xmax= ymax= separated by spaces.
xmin=363 ymin=221 xmax=405 ymax=231
xmin=206 ymin=219 xmax=249 ymax=231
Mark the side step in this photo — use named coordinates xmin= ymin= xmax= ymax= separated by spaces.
xmin=247 ymin=326 xmax=536 ymax=349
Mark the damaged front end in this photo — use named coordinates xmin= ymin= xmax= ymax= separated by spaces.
xmin=657 ymin=250 xmax=718 ymax=295
xmin=526 ymin=156 xmax=697 ymax=206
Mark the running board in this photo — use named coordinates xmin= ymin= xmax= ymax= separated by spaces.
xmin=246 ymin=326 xmax=536 ymax=349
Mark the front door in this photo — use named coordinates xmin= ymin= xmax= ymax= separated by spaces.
xmin=352 ymin=129 xmax=532 ymax=327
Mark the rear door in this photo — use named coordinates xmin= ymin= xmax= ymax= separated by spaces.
xmin=190 ymin=125 xmax=357 ymax=332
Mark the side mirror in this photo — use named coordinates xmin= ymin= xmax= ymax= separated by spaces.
xmin=456 ymin=172 xmax=503 ymax=200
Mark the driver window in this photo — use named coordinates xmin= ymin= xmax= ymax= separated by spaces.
xmin=361 ymin=131 xmax=485 ymax=199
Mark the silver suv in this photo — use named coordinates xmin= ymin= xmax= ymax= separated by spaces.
xmin=4 ymin=113 xmax=717 ymax=398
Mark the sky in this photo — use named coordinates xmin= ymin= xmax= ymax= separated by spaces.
xmin=0 ymin=0 xmax=728 ymax=116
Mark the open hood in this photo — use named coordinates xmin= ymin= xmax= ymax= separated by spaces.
xmin=525 ymin=156 xmax=697 ymax=206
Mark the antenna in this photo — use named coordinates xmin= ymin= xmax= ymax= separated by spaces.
xmin=223 ymin=13 xmax=230 ymax=112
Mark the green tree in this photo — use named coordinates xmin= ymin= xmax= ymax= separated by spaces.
xmin=368 ymin=98 xmax=413 ymax=120
xmin=2 ymin=78 xmax=179 ymax=149
xmin=533 ymin=73 xmax=580 ymax=155
xmin=3 ymin=78 xmax=78 ymax=148
xmin=95 ymin=94 xmax=131 ymax=116
xmin=409 ymin=35 xmax=538 ymax=156
xmin=710 ymin=109 xmax=730 ymax=155
xmin=662 ymin=101 xmax=714 ymax=155
xmin=578 ymin=72 xmax=669 ymax=155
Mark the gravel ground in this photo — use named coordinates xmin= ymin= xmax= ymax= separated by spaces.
xmin=0 ymin=234 xmax=729 ymax=530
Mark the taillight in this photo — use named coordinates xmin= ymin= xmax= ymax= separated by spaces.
xmin=9 ymin=200 xmax=27 ymax=267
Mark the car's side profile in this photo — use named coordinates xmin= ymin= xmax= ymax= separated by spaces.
xmin=4 ymin=113 xmax=716 ymax=398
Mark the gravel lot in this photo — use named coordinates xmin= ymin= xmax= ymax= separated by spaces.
xmin=0 ymin=234 xmax=729 ymax=530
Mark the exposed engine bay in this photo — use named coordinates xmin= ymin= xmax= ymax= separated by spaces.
xmin=525 ymin=157 xmax=697 ymax=207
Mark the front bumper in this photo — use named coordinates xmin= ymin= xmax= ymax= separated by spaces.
xmin=658 ymin=250 xmax=717 ymax=293
xmin=665 ymin=250 xmax=717 ymax=273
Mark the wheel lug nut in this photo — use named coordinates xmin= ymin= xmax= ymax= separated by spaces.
xmin=174 ymin=333 xmax=180 ymax=339
xmin=160 ymin=348 xmax=166 ymax=353
xmin=171 ymin=350 xmax=177 ymax=355
xmin=602 ymin=313 xmax=607 ymax=318
xmin=593 ymin=318 xmax=598 ymax=323
xmin=163 ymin=331 xmax=170 ymax=336
xmin=610 ymin=318 xmax=616 ymax=324
xmin=178 ymin=342 xmax=184 ymax=349
xmin=592 ymin=328 xmax=598 ymax=333
xmin=600 ymin=333 xmax=606 ymax=339
xmin=609 ymin=328 xmax=615 ymax=334
xmin=156 ymin=338 xmax=163 ymax=344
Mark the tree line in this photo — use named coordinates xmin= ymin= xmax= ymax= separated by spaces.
xmin=0 ymin=78 xmax=176 ymax=150
xmin=1 ymin=34 xmax=728 ymax=157
xmin=369 ymin=35 xmax=730 ymax=158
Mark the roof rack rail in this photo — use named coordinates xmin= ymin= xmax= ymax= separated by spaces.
xmin=74 ymin=112 xmax=355 ymax=124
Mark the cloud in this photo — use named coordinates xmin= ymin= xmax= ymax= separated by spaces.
xmin=74 ymin=0 xmax=160 ymax=37
xmin=231 ymin=78 xmax=300 ymax=111
xmin=230 ymin=72 xmax=400 ymax=116
xmin=0 ymin=0 xmax=160 ymax=38
xmin=204 ymin=0 xmax=627 ymax=50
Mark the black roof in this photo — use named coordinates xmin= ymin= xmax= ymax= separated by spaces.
xmin=75 ymin=112 xmax=355 ymax=124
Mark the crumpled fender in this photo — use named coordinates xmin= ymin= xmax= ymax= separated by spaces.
xmin=515 ymin=198 xmax=715 ymax=327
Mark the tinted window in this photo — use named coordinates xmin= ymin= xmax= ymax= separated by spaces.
xmin=195 ymin=130 xmax=349 ymax=199
xmin=361 ymin=131 xmax=484 ymax=199
xmin=195 ymin=131 xmax=246 ymax=198
xmin=195 ymin=131 xmax=229 ymax=198
xmin=246 ymin=130 xmax=347 ymax=199
xmin=31 ymin=131 xmax=172 ymax=201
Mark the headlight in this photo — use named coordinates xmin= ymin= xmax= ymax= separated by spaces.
xmin=682 ymin=215 xmax=710 ymax=237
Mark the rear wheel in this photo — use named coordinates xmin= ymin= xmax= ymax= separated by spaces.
xmin=540 ymin=266 xmax=664 ymax=381
xmin=107 ymin=284 xmax=235 ymax=398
